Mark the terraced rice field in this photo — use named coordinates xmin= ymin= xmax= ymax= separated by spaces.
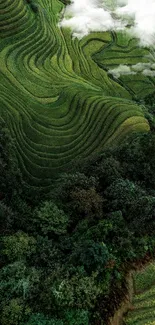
xmin=0 ymin=0 xmax=155 ymax=188
xmin=126 ymin=263 xmax=155 ymax=325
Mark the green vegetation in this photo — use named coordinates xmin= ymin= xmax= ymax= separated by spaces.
xmin=1 ymin=0 xmax=154 ymax=189
xmin=126 ymin=263 xmax=155 ymax=325
xmin=1 ymin=1 xmax=155 ymax=324
xmin=1 ymin=119 xmax=155 ymax=324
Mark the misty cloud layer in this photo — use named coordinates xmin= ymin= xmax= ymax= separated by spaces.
xmin=60 ymin=0 xmax=155 ymax=46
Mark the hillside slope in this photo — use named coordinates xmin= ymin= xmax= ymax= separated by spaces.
xmin=0 ymin=0 xmax=154 ymax=188
xmin=126 ymin=263 xmax=155 ymax=325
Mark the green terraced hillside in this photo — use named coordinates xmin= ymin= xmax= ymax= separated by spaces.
xmin=126 ymin=263 xmax=155 ymax=325
xmin=1 ymin=0 xmax=155 ymax=188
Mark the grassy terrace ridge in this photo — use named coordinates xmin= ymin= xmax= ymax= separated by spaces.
xmin=1 ymin=0 xmax=155 ymax=188
xmin=126 ymin=263 xmax=155 ymax=325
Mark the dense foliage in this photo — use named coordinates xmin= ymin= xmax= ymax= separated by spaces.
xmin=1 ymin=108 xmax=155 ymax=324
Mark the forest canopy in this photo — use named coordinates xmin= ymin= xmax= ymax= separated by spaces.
xmin=1 ymin=100 xmax=155 ymax=324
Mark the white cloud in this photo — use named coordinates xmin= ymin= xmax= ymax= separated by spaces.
xmin=108 ymin=65 xmax=136 ymax=78
xmin=60 ymin=0 xmax=155 ymax=46
xmin=116 ymin=0 xmax=155 ymax=46
xmin=60 ymin=0 xmax=125 ymax=38
xmin=142 ymin=69 xmax=155 ymax=77
xmin=132 ymin=63 xmax=152 ymax=72
xmin=108 ymin=62 xmax=155 ymax=78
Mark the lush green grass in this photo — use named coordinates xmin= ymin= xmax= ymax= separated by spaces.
xmin=126 ymin=263 xmax=155 ymax=325
xmin=1 ymin=0 xmax=154 ymax=188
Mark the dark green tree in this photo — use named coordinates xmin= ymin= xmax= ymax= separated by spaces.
xmin=33 ymin=201 xmax=69 ymax=237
